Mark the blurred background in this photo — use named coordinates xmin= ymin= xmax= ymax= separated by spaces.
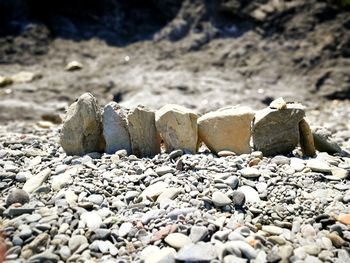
xmin=0 ymin=0 xmax=349 ymax=122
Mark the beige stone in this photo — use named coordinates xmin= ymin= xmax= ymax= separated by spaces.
xmin=65 ymin=61 xmax=83 ymax=71
xmin=11 ymin=71 xmax=41 ymax=83
xmin=127 ymin=105 xmax=160 ymax=157
xmin=198 ymin=106 xmax=254 ymax=155
xmin=60 ymin=93 xmax=105 ymax=155
xmin=269 ymin=97 xmax=287 ymax=110
xmin=155 ymin=104 xmax=198 ymax=153
xmin=0 ymin=76 xmax=13 ymax=87
xmin=299 ymin=118 xmax=316 ymax=157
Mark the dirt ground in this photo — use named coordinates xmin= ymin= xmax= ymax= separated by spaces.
xmin=0 ymin=0 xmax=350 ymax=122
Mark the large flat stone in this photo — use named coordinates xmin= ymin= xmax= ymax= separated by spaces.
xmin=127 ymin=105 xmax=160 ymax=157
xmin=60 ymin=93 xmax=104 ymax=156
xmin=102 ymin=102 xmax=131 ymax=154
xmin=198 ymin=106 xmax=254 ymax=154
xmin=155 ymin=104 xmax=198 ymax=153
xmin=252 ymin=104 xmax=305 ymax=156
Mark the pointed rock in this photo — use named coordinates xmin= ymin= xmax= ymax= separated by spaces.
xmin=23 ymin=168 xmax=51 ymax=193
xmin=252 ymin=103 xmax=305 ymax=156
xmin=127 ymin=105 xmax=160 ymax=157
xmin=155 ymin=104 xmax=198 ymax=153
xmin=299 ymin=119 xmax=316 ymax=157
xmin=198 ymin=106 xmax=254 ymax=155
xmin=312 ymin=127 xmax=342 ymax=154
xmin=60 ymin=93 xmax=104 ymax=155
xmin=102 ymin=102 xmax=131 ymax=154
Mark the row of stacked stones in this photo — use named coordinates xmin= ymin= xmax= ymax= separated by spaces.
xmin=60 ymin=93 xmax=340 ymax=157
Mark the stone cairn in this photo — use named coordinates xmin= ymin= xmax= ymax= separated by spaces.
xmin=60 ymin=93 xmax=342 ymax=157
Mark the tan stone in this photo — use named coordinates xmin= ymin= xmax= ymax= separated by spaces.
xmin=336 ymin=214 xmax=350 ymax=226
xmin=269 ymin=97 xmax=287 ymax=110
xmin=60 ymin=93 xmax=105 ymax=155
xmin=155 ymin=104 xmax=198 ymax=153
xmin=299 ymin=118 xmax=316 ymax=157
xmin=11 ymin=71 xmax=41 ymax=83
xmin=127 ymin=105 xmax=161 ymax=157
xmin=0 ymin=76 xmax=13 ymax=87
xmin=198 ymin=106 xmax=254 ymax=155
xmin=102 ymin=102 xmax=131 ymax=154
xmin=65 ymin=61 xmax=83 ymax=71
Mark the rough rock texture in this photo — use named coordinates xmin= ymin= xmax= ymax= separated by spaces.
xmin=102 ymin=102 xmax=131 ymax=154
xmin=312 ymin=127 xmax=342 ymax=154
xmin=155 ymin=104 xmax=198 ymax=153
xmin=198 ymin=106 xmax=254 ymax=155
xmin=60 ymin=93 xmax=104 ymax=156
xmin=299 ymin=119 xmax=316 ymax=157
xmin=6 ymin=188 xmax=30 ymax=207
xmin=127 ymin=105 xmax=160 ymax=157
xmin=252 ymin=104 xmax=305 ymax=156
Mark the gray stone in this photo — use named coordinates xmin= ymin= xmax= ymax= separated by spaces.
xmin=176 ymin=242 xmax=217 ymax=262
xmin=237 ymin=186 xmax=261 ymax=203
xmin=312 ymin=127 xmax=342 ymax=154
xmin=155 ymin=104 xmax=198 ymax=153
xmin=59 ymin=246 xmax=71 ymax=261
xmin=87 ymin=194 xmax=104 ymax=206
xmin=28 ymin=251 xmax=60 ymax=262
xmin=190 ymin=226 xmax=209 ymax=243
xmin=240 ymin=167 xmax=261 ymax=178
xmin=232 ymin=191 xmax=246 ymax=206
xmin=127 ymin=105 xmax=160 ymax=157
xmin=140 ymin=181 xmax=169 ymax=201
xmin=23 ymin=168 xmax=51 ymax=193
xmin=224 ymin=176 xmax=239 ymax=189
xmin=271 ymin=155 xmax=290 ymax=165
xmin=212 ymin=191 xmax=231 ymax=207
xmin=102 ymin=102 xmax=131 ymax=154
xmin=306 ymin=159 xmax=332 ymax=173
xmin=142 ymin=209 xmax=165 ymax=224
xmin=145 ymin=247 xmax=176 ymax=263
xmin=155 ymin=166 xmax=175 ymax=176
xmin=60 ymin=93 xmax=104 ymax=155
xmin=8 ymin=207 xmax=35 ymax=217
xmin=68 ymin=235 xmax=88 ymax=253
xmin=164 ymin=233 xmax=192 ymax=249
xmin=157 ymin=188 xmax=182 ymax=202
xmin=6 ymin=188 xmax=30 ymax=207
xmin=223 ymin=255 xmax=248 ymax=263
xmin=222 ymin=241 xmax=257 ymax=260
xmin=252 ymin=104 xmax=305 ymax=156
xmin=262 ymin=225 xmax=284 ymax=235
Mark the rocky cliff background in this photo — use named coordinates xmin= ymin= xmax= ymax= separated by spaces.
xmin=0 ymin=0 xmax=349 ymax=121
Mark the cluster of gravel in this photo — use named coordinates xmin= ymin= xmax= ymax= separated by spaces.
xmin=0 ymin=101 xmax=350 ymax=263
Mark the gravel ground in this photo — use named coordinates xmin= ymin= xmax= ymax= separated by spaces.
xmin=0 ymin=100 xmax=350 ymax=263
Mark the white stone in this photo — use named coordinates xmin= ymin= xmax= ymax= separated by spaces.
xmin=306 ymin=159 xmax=332 ymax=173
xmin=23 ymin=168 xmax=51 ymax=193
xmin=102 ymin=102 xmax=131 ymax=154
xmin=164 ymin=233 xmax=192 ymax=249
xmin=237 ymin=185 xmax=261 ymax=203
